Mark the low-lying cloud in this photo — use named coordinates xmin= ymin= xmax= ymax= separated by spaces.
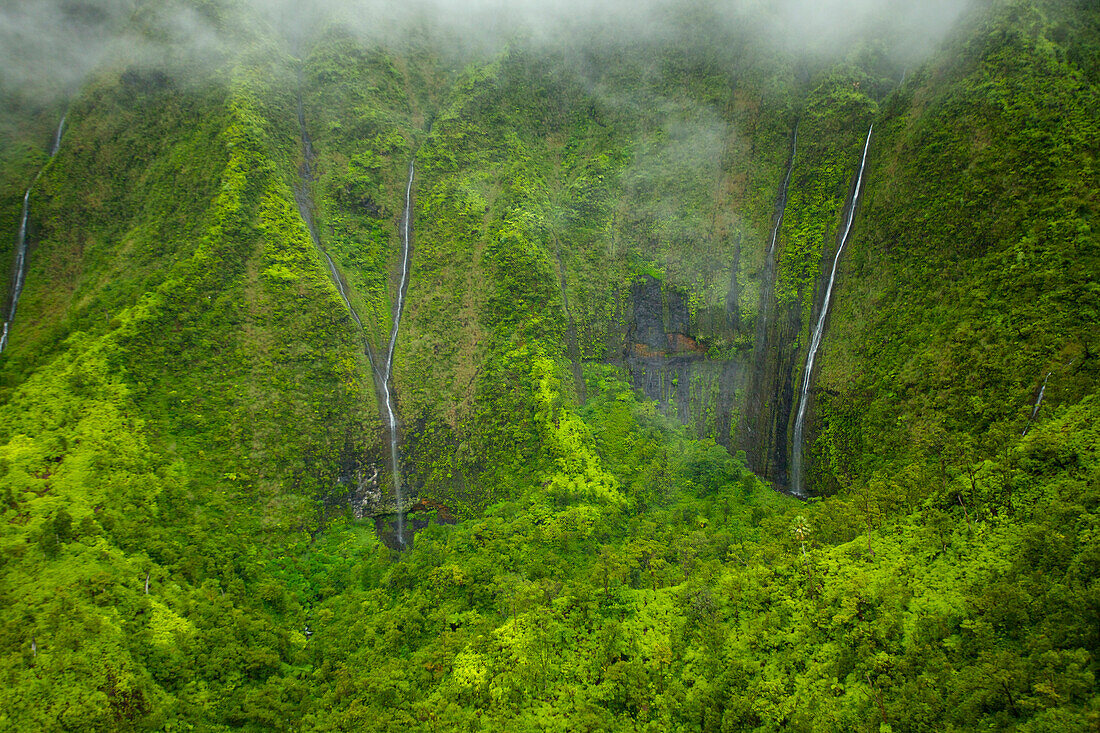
xmin=1 ymin=0 xmax=972 ymax=104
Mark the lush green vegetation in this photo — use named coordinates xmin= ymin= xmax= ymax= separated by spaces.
xmin=2 ymin=357 xmax=1095 ymax=729
xmin=0 ymin=0 xmax=1097 ymax=729
xmin=811 ymin=0 xmax=1100 ymax=491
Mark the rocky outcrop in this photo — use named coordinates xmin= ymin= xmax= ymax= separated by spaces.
xmin=374 ymin=498 xmax=456 ymax=550
xmin=622 ymin=276 xmax=747 ymax=446
xmin=739 ymin=297 xmax=802 ymax=487
xmin=339 ymin=464 xmax=418 ymax=519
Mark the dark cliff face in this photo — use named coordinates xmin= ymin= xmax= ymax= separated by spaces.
xmin=739 ymin=291 xmax=801 ymax=486
xmin=625 ymin=276 xmax=694 ymax=423
xmin=0 ymin=1 xmax=1097 ymax=729
xmin=734 ymin=79 xmax=877 ymax=492
xmin=623 ymin=275 xmax=747 ymax=444
xmin=740 ymin=142 xmax=873 ymax=491
xmin=739 ymin=127 xmax=798 ymax=486
xmin=630 ymin=276 xmax=670 ymax=352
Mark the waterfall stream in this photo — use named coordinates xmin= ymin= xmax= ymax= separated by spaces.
xmin=757 ymin=124 xmax=798 ymax=342
xmin=1 ymin=115 xmax=66 ymax=355
xmin=740 ymin=124 xmax=799 ymax=475
xmin=380 ymin=161 xmax=416 ymax=547
xmin=790 ymin=124 xmax=873 ymax=496
xmin=767 ymin=125 xmax=798 ymax=260
xmin=294 ymin=91 xmax=364 ymax=330
xmin=51 ymin=115 xmax=66 ymax=157
xmin=294 ymin=88 xmax=415 ymax=546
xmin=1021 ymin=372 xmax=1051 ymax=436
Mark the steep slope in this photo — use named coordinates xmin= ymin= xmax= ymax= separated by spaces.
xmin=740 ymin=67 xmax=879 ymax=488
xmin=806 ymin=0 xmax=1100 ymax=494
xmin=0 ymin=32 xmax=391 ymax=726
xmin=0 ymin=0 xmax=1097 ymax=729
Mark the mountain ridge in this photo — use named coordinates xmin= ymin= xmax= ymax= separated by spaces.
xmin=0 ymin=0 xmax=1096 ymax=728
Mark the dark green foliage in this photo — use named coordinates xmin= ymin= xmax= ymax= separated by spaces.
xmin=0 ymin=0 xmax=1097 ymax=729
xmin=810 ymin=0 xmax=1100 ymax=492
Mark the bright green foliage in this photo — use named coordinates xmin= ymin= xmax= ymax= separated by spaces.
xmin=302 ymin=33 xmax=423 ymax=346
xmin=0 ymin=0 xmax=1097 ymax=729
xmin=810 ymin=0 xmax=1100 ymax=492
xmin=775 ymin=68 xmax=877 ymax=316
xmin=297 ymin=383 xmax=1096 ymax=732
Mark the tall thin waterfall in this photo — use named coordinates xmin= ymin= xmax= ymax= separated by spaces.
xmin=790 ymin=125 xmax=873 ymax=496
xmin=381 ymin=161 xmax=415 ymax=546
xmin=50 ymin=115 xmax=66 ymax=157
xmin=293 ymin=89 xmax=416 ymax=546
xmin=757 ymin=124 xmax=798 ymax=340
xmin=2 ymin=114 xmax=66 ymax=354
xmin=740 ymin=124 xmax=798 ymax=471
xmin=768 ymin=125 xmax=798 ymax=260
xmin=1021 ymin=372 xmax=1051 ymax=436
xmin=293 ymin=93 xmax=365 ymax=331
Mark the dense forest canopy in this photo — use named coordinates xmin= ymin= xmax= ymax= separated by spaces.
xmin=0 ymin=0 xmax=1097 ymax=729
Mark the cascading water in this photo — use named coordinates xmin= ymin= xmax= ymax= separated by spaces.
xmin=739 ymin=124 xmax=799 ymax=475
xmin=767 ymin=126 xmax=798 ymax=260
xmin=757 ymin=124 xmax=798 ymax=339
xmin=1 ymin=115 xmax=66 ymax=354
xmin=50 ymin=115 xmax=66 ymax=157
xmin=1 ymin=191 xmax=34 ymax=354
xmin=293 ymin=90 xmax=365 ymax=328
xmin=378 ymin=161 xmax=416 ymax=546
xmin=293 ymin=88 xmax=416 ymax=546
xmin=790 ymin=124 xmax=873 ymax=496
xmin=1021 ymin=372 xmax=1051 ymax=436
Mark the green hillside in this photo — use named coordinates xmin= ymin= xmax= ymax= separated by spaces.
xmin=0 ymin=0 xmax=1096 ymax=729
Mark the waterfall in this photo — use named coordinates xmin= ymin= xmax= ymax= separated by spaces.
xmin=790 ymin=124 xmax=873 ymax=496
xmin=293 ymin=88 xmax=416 ymax=546
xmin=1021 ymin=372 xmax=1051 ymax=436
xmin=1 ymin=191 xmax=34 ymax=354
xmin=740 ymin=124 xmax=798 ymax=472
xmin=757 ymin=124 xmax=798 ymax=341
xmin=50 ymin=115 xmax=66 ymax=157
xmin=767 ymin=125 xmax=798 ymax=260
xmin=381 ymin=161 xmax=416 ymax=547
xmin=293 ymin=91 xmax=364 ymax=331
xmin=1 ymin=115 xmax=67 ymax=355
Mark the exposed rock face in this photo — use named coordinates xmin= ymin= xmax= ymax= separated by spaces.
xmin=338 ymin=464 xmax=418 ymax=519
xmin=631 ymin=276 xmax=671 ymax=351
xmin=623 ymin=276 xmax=747 ymax=446
xmin=739 ymin=297 xmax=802 ymax=487
xmin=374 ymin=499 xmax=456 ymax=549
xmin=739 ymin=150 xmax=870 ymax=492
